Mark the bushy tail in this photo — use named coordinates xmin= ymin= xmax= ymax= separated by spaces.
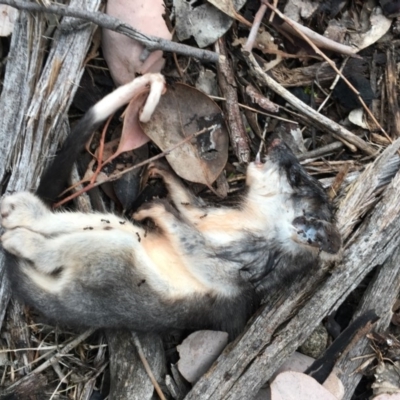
xmin=36 ymin=73 xmax=165 ymax=205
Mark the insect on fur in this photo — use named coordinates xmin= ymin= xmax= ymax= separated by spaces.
xmin=0 ymin=74 xmax=341 ymax=339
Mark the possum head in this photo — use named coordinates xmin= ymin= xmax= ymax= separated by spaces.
xmin=246 ymin=139 xmax=341 ymax=256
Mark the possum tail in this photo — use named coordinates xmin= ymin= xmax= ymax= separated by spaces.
xmin=36 ymin=73 xmax=165 ymax=205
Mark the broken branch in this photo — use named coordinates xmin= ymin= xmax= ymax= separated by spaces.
xmin=245 ymin=51 xmax=377 ymax=156
xmin=263 ymin=0 xmax=390 ymax=142
xmin=0 ymin=0 xmax=221 ymax=63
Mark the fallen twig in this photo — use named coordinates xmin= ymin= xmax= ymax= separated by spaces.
xmin=216 ymin=37 xmax=250 ymax=163
xmin=297 ymin=142 xmax=344 ymax=161
xmin=54 ymin=124 xmax=217 ymax=207
xmin=385 ymin=47 xmax=400 ymax=137
xmin=245 ymin=51 xmax=377 ymax=156
xmin=132 ymin=333 xmax=167 ymax=400
xmin=2 ymin=329 xmax=95 ymax=396
xmin=266 ymin=2 xmax=358 ymax=57
xmin=0 ymin=0 xmax=221 ymax=63
xmin=244 ymin=2 xmax=267 ymax=52
xmin=263 ymin=0 xmax=390 ymax=142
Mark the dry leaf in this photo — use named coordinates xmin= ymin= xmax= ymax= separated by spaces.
xmin=174 ymin=0 xmax=246 ymax=48
xmin=141 ymin=83 xmax=229 ymax=186
xmin=349 ymin=7 xmax=392 ymax=51
xmin=348 ymin=108 xmax=370 ymax=130
xmin=117 ymin=91 xmax=151 ymax=154
xmin=284 ymin=0 xmax=320 ymax=22
xmin=101 ymin=73 xmax=165 ymax=165
xmin=206 ymin=0 xmax=250 ymax=25
xmin=232 ymin=28 xmax=284 ymax=70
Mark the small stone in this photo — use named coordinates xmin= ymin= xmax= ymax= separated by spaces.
xmin=177 ymin=330 xmax=229 ymax=383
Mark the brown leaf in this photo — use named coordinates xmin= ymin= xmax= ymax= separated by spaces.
xmin=117 ymin=91 xmax=151 ymax=155
xmin=141 ymin=83 xmax=229 ymax=186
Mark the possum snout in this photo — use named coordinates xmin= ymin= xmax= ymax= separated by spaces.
xmin=292 ymin=216 xmax=342 ymax=254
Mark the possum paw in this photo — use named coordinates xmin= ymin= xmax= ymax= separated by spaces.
xmin=133 ymin=201 xmax=170 ymax=222
xmin=147 ymin=161 xmax=176 ymax=182
xmin=1 ymin=227 xmax=44 ymax=260
xmin=1 ymin=192 xmax=50 ymax=230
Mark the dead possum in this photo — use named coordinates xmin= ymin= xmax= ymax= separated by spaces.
xmin=0 ymin=76 xmax=341 ymax=339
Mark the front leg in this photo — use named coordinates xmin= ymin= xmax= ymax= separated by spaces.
xmin=147 ymin=162 xmax=206 ymax=222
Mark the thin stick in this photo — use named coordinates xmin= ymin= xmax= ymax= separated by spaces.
xmin=54 ymin=125 xmax=217 ymax=207
xmin=269 ymin=4 xmax=357 ymax=57
xmin=256 ymin=119 xmax=269 ymax=163
xmin=263 ymin=0 xmax=390 ymax=142
xmin=244 ymin=3 xmax=267 ymax=52
xmin=245 ymin=52 xmax=376 ymax=155
xmin=0 ymin=0 xmax=221 ymax=63
xmin=3 ymin=329 xmax=95 ymax=394
xmin=297 ymin=142 xmax=344 ymax=161
xmin=317 ymin=57 xmax=349 ymax=113
xmin=209 ymin=96 xmax=296 ymax=123
xmin=216 ymin=37 xmax=250 ymax=163
xmin=131 ymin=333 xmax=167 ymax=400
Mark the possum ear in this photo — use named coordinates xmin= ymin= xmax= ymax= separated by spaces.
xmin=292 ymin=216 xmax=341 ymax=254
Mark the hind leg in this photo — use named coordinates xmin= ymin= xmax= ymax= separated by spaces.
xmin=2 ymin=226 xmax=137 ymax=277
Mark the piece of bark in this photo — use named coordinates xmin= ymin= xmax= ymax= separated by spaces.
xmin=0 ymin=0 xmax=101 ymax=326
xmin=0 ymin=374 xmax=48 ymax=399
xmin=336 ymin=138 xmax=400 ymax=240
xmin=107 ymin=331 xmax=166 ymax=400
xmin=0 ymin=9 xmax=46 ymax=185
xmin=0 ymin=8 xmax=48 ymax=326
xmin=385 ymin=47 xmax=400 ymax=138
xmin=335 ymin=245 xmax=400 ymax=400
xmin=4 ymin=300 xmax=32 ymax=376
xmin=270 ymin=62 xmax=337 ymax=87
xmin=216 ymin=37 xmax=250 ymax=163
